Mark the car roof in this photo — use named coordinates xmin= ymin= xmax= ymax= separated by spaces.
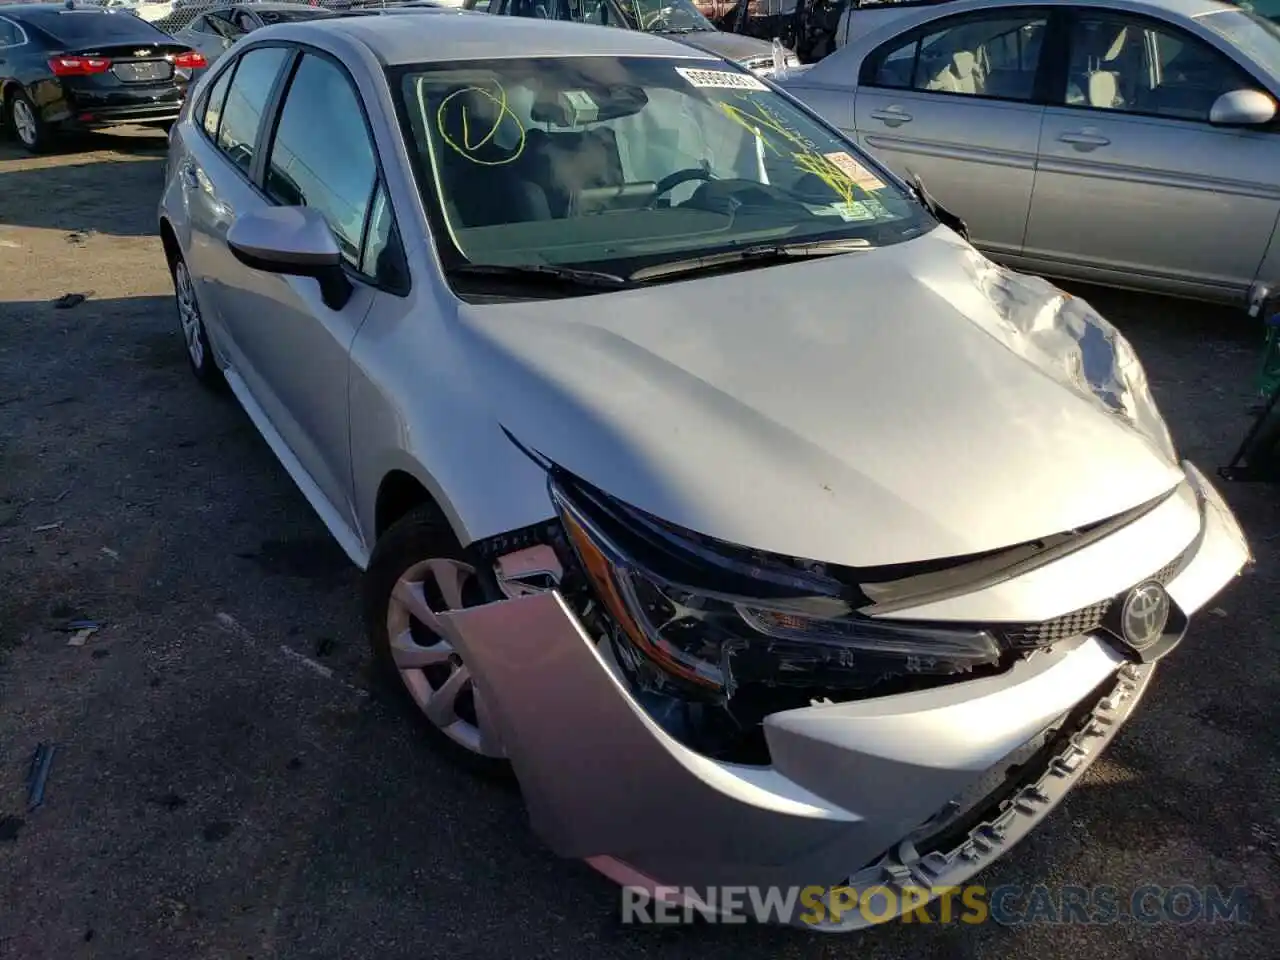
xmin=0 ymin=2 xmax=119 ymax=11
xmin=265 ymin=11 xmax=720 ymax=64
xmin=864 ymin=0 xmax=1238 ymax=19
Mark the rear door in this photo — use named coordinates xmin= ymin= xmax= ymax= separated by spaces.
xmin=180 ymin=44 xmax=293 ymax=370
xmin=1024 ymin=9 xmax=1280 ymax=300
xmin=851 ymin=5 xmax=1056 ymax=256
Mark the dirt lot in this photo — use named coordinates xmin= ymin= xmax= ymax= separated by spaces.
xmin=0 ymin=128 xmax=1278 ymax=960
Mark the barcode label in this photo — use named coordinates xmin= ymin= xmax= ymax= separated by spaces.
xmin=674 ymin=67 xmax=768 ymax=91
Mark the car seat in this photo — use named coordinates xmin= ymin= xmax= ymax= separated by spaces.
xmin=433 ymin=87 xmax=552 ymax=228
xmin=521 ymin=125 xmax=628 ymax=217
xmin=1070 ymin=22 xmax=1128 ymax=108
xmin=925 ymin=50 xmax=986 ymax=95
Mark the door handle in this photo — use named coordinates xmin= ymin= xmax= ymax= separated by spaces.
xmin=870 ymin=107 xmax=912 ymax=127
xmin=1058 ymin=130 xmax=1110 ymax=149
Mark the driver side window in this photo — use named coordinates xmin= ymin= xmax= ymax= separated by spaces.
xmin=1063 ymin=15 xmax=1252 ymax=122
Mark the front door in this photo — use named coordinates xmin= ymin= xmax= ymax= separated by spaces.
xmin=1024 ymin=10 xmax=1280 ymax=300
xmin=213 ymin=51 xmax=391 ymax=539
xmin=852 ymin=7 xmax=1052 ymax=256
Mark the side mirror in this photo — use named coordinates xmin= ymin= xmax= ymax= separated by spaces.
xmin=1209 ymin=89 xmax=1277 ymax=127
xmin=226 ymin=206 xmax=352 ymax=310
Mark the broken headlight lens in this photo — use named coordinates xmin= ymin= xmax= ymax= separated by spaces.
xmin=551 ymin=477 xmax=1001 ymax=699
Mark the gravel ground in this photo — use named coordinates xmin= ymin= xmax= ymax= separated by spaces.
xmin=0 ymin=128 xmax=1277 ymax=960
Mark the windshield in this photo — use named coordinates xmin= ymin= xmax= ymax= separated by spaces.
xmin=396 ymin=56 xmax=929 ymax=282
xmin=1200 ymin=9 xmax=1280 ymax=77
xmin=616 ymin=0 xmax=717 ymax=32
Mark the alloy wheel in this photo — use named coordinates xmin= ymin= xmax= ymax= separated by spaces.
xmin=174 ymin=260 xmax=204 ymax=369
xmin=11 ymin=98 xmax=37 ymax=148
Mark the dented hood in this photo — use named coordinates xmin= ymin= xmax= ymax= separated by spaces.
xmin=455 ymin=229 xmax=1184 ymax=568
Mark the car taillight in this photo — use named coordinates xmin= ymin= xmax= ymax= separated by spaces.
xmin=170 ymin=51 xmax=207 ymax=70
xmin=48 ymin=56 xmax=112 ymax=76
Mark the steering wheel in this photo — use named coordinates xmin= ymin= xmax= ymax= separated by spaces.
xmin=646 ymin=167 xmax=715 ymax=208
xmin=639 ymin=6 xmax=675 ymax=29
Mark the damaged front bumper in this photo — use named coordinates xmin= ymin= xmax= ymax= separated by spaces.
xmin=430 ymin=463 xmax=1249 ymax=929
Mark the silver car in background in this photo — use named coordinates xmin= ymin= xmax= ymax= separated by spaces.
xmin=464 ymin=0 xmax=804 ymax=74
xmin=778 ymin=0 xmax=1280 ymax=310
xmin=158 ymin=14 xmax=1249 ymax=928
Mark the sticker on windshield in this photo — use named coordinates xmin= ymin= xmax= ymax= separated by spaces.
xmin=833 ymin=201 xmax=874 ymax=222
xmin=675 ymin=67 xmax=768 ymax=91
xmin=823 ymin=151 xmax=886 ymax=191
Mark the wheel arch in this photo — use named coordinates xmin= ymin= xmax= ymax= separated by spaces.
xmin=374 ymin=468 xmax=445 ymax=541
xmin=158 ymin=216 xmax=181 ymax=270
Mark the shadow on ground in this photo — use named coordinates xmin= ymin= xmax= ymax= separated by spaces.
xmin=0 ymin=138 xmax=166 ymax=238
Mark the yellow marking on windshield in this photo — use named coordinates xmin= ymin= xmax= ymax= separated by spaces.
xmin=436 ymin=83 xmax=526 ymax=167
xmin=717 ymin=96 xmax=869 ymax=207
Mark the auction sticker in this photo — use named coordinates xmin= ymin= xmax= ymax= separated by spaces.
xmin=675 ymin=66 xmax=768 ymax=91
xmin=823 ymin=151 xmax=886 ymax=191
xmin=833 ymin=201 xmax=874 ymax=221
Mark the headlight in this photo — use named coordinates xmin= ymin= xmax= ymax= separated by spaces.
xmin=550 ymin=475 xmax=1001 ymax=700
xmin=964 ymin=251 xmax=1177 ymax=463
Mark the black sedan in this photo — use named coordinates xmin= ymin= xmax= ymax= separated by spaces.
xmin=0 ymin=2 xmax=205 ymax=152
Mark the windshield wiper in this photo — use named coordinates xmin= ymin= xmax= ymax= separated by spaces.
xmin=628 ymin=239 xmax=870 ymax=283
xmin=447 ymin=263 xmax=634 ymax=292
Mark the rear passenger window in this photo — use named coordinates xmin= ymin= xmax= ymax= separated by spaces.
xmin=216 ymin=45 xmax=289 ymax=174
xmin=264 ymin=54 xmax=377 ymax=267
xmin=868 ymin=14 xmax=1048 ymax=102
xmin=0 ymin=17 xmax=24 ymax=46
xmin=201 ymin=64 xmax=235 ymax=140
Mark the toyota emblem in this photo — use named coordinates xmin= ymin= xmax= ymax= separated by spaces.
xmin=1120 ymin=581 xmax=1171 ymax=650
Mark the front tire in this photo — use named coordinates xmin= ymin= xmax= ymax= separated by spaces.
xmin=7 ymin=90 xmax=52 ymax=155
xmin=363 ymin=504 xmax=512 ymax=780
xmin=170 ymin=255 xmax=224 ymax=389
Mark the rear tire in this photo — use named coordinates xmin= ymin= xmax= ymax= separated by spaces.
xmin=363 ymin=504 xmax=514 ymax=781
xmin=6 ymin=90 xmax=53 ymax=155
xmin=170 ymin=254 xmax=224 ymax=389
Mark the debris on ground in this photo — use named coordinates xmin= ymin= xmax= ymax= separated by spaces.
xmin=59 ymin=619 xmax=101 ymax=632
xmin=67 ymin=625 xmax=99 ymax=647
xmin=49 ymin=485 xmax=73 ymax=504
xmin=53 ymin=292 xmax=92 ymax=309
xmin=0 ymin=816 xmax=24 ymax=842
xmin=100 ymin=546 xmax=121 ymax=561
xmin=26 ymin=743 xmax=56 ymax=811
xmin=32 ymin=522 xmax=62 ymax=532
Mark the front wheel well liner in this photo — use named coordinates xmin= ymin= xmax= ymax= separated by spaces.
xmin=374 ymin=469 xmax=443 ymax=539
xmin=159 ymin=217 xmax=181 ymax=270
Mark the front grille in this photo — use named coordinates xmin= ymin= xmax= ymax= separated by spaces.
xmin=998 ymin=553 xmax=1186 ymax=649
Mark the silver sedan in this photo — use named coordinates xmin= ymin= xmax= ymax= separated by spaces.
xmin=158 ymin=13 xmax=1248 ymax=927
xmin=777 ymin=0 xmax=1280 ymax=310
